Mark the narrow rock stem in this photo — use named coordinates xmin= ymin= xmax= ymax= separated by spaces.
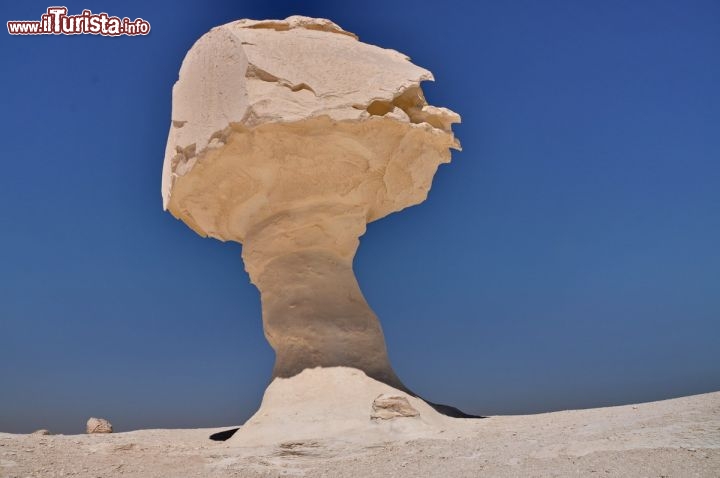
xmin=242 ymin=212 xmax=404 ymax=390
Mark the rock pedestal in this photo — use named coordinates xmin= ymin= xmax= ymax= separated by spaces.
xmin=162 ymin=16 xmax=461 ymax=425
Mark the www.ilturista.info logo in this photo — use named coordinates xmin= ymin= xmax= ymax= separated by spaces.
xmin=7 ymin=7 xmax=150 ymax=36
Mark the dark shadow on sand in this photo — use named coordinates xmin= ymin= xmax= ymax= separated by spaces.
xmin=209 ymin=428 xmax=240 ymax=441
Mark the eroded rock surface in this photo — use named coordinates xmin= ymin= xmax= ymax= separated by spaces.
xmin=371 ymin=394 xmax=421 ymax=420
xmin=86 ymin=418 xmax=113 ymax=434
xmin=162 ymin=16 xmax=460 ymax=391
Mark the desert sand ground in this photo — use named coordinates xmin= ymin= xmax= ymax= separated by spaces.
xmin=2 ymin=391 xmax=718 ymax=478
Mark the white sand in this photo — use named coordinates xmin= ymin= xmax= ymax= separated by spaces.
xmin=2 ymin=387 xmax=718 ymax=477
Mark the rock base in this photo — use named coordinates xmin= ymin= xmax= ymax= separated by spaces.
xmin=227 ymin=367 xmax=465 ymax=447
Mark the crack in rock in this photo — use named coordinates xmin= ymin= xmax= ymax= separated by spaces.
xmin=246 ymin=64 xmax=317 ymax=96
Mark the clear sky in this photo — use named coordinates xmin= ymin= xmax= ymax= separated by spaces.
xmin=1 ymin=0 xmax=718 ymax=434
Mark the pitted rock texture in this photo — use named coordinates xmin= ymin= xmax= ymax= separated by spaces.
xmin=162 ymin=16 xmax=460 ymax=389
xmin=371 ymin=394 xmax=421 ymax=420
xmin=86 ymin=418 xmax=112 ymax=434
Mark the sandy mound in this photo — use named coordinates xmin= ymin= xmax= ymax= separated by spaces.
xmin=228 ymin=367 xmax=468 ymax=447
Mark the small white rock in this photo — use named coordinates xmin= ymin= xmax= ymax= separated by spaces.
xmin=86 ymin=417 xmax=113 ymax=434
xmin=371 ymin=394 xmax=420 ymax=420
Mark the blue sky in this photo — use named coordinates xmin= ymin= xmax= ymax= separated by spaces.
xmin=1 ymin=0 xmax=718 ymax=434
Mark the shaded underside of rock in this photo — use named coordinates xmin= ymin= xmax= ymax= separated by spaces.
xmin=166 ymin=116 xmax=456 ymax=272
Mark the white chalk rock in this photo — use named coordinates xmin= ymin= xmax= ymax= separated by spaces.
xmin=162 ymin=16 xmax=460 ymax=390
xmin=371 ymin=394 xmax=421 ymax=420
xmin=86 ymin=417 xmax=112 ymax=434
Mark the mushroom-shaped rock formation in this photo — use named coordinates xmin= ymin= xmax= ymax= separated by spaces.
xmin=162 ymin=16 xmax=463 ymax=428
